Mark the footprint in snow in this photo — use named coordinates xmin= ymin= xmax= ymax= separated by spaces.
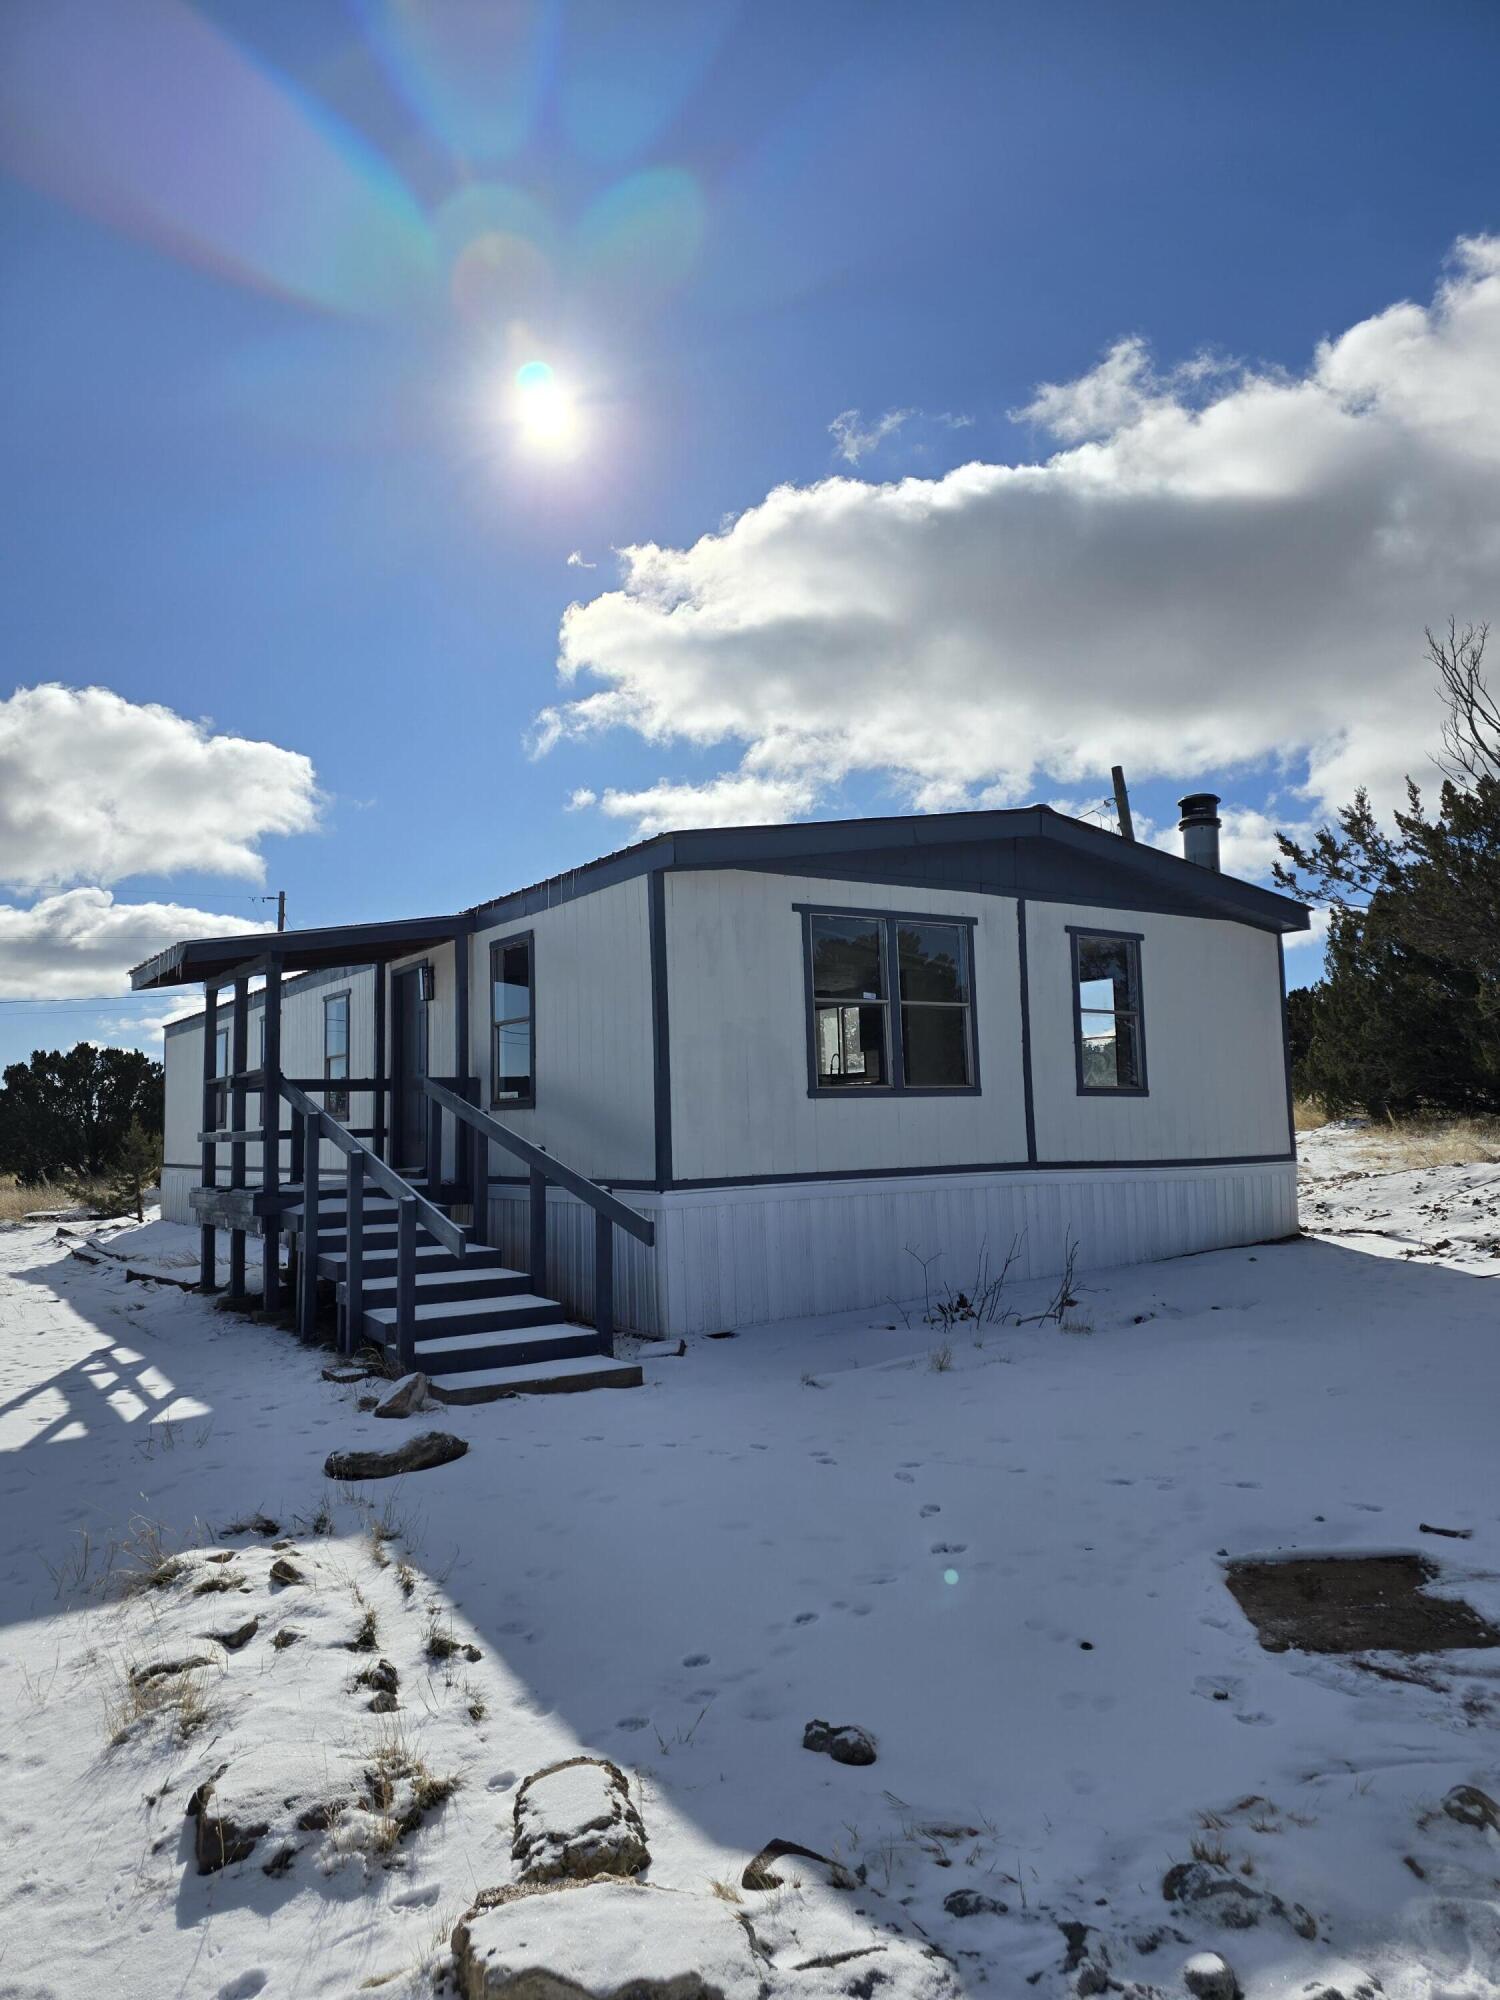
xmin=920 ymin=1503 xmax=941 ymax=1517
xmin=217 ymin=1977 xmax=268 ymax=2000
xmin=616 ymin=1716 xmax=650 ymax=1731
xmin=894 ymin=1471 xmax=916 ymax=1483
xmin=793 ymin=1612 xmax=818 ymax=1625
xmin=931 ymin=1542 xmax=967 ymax=1555
xmin=486 ymin=1771 xmax=517 ymax=1791
xmin=392 ymin=1883 xmax=442 ymax=1909
xmin=683 ymin=1652 xmax=711 ymax=1667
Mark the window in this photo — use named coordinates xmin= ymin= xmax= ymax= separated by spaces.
xmin=490 ymin=935 xmax=534 ymax=1106
xmin=1072 ymin=931 xmax=1146 ymax=1093
xmin=323 ymin=991 xmax=350 ymax=1120
xmin=212 ymin=1027 xmax=229 ymax=1130
xmin=805 ymin=909 xmax=976 ymax=1094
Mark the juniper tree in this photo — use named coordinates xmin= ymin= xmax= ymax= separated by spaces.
xmin=1276 ymin=622 xmax=1500 ymax=1116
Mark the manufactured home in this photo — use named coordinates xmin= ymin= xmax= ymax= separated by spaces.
xmin=134 ymin=798 xmax=1308 ymax=1396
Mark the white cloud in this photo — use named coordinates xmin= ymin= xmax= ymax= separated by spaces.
xmin=591 ymin=769 xmax=820 ymax=838
xmin=828 ymin=407 xmax=913 ymax=464
xmin=567 ymin=550 xmax=597 ymax=569
xmin=0 ymin=888 xmax=266 ymax=1000
xmin=541 ymin=237 xmax=1500 ymax=842
xmin=0 ymin=685 xmax=320 ymax=892
xmin=565 ymin=787 xmax=598 ymax=810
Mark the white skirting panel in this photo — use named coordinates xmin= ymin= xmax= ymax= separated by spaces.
xmin=161 ymin=1165 xmax=197 ymax=1226
xmin=491 ymin=1161 xmax=1297 ymax=1340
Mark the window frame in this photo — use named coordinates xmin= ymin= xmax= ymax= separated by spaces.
xmin=212 ymin=1026 xmax=229 ymax=1130
xmin=322 ymin=988 xmax=351 ymax=1121
xmin=489 ymin=930 xmax=536 ymax=1111
xmin=1068 ymin=926 xmax=1149 ymax=1097
xmin=797 ymin=903 xmax=981 ymax=1099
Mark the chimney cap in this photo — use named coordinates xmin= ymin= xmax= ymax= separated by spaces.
xmin=1177 ymin=792 xmax=1222 ymax=826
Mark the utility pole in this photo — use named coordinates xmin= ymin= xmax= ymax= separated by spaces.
xmin=1110 ymin=766 xmax=1136 ymax=843
xmin=277 ymin=890 xmax=286 ymax=933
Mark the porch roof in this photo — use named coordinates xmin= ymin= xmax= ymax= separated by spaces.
xmin=129 ymin=911 xmax=470 ymax=992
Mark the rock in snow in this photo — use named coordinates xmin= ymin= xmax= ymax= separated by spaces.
xmin=1161 ymin=1861 xmax=1317 ymax=1939
xmin=374 ymin=1371 xmax=433 ymax=1418
xmin=1442 ymin=1782 xmax=1499 ymax=1832
xmin=802 ymin=1718 xmax=878 ymax=1766
xmin=1183 ymin=1950 xmax=1240 ymax=2000
xmin=944 ymin=1887 xmax=1009 ymax=1918
xmin=512 ymin=1757 xmax=649 ymax=1884
xmin=451 ymin=1877 xmax=961 ymax=2000
xmin=323 ymin=1430 xmax=469 ymax=1481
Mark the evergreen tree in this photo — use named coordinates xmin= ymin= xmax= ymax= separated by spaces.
xmin=0 ymin=1044 xmax=165 ymax=1185
xmin=102 ymin=1119 xmax=163 ymax=1223
xmin=1276 ymin=622 xmax=1500 ymax=1117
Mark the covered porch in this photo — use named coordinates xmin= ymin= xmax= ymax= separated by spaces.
xmin=131 ymin=915 xmax=649 ymax=1395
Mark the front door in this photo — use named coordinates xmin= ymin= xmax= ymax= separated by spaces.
xmin=392 ymin=966 xmax=429 ymax=1174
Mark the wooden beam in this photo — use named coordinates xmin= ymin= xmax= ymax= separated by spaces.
xmin=228 ymin=976 xmax=248 ymax=1299
xmin=199 ymin=984 xmax=218 ymax=1289
xmin=261 ymin=959 xmax=283 ymax=1313
xmin=372 ymin=964 xmax=387 ymax=1163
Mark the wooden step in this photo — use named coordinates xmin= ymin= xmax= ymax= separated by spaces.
xmin=383 ymin=1315 xmax=601 ymax=1376
xmin=318 ymin=1243 xmax=510 ymax=1282
xmin=340 ymin=1264 xmax=532 ymax=1308
xmin=362 ymin=1290 xmax=568 ymax=1349
xmin=429 ymin=1354 xmax=643 ymax=1403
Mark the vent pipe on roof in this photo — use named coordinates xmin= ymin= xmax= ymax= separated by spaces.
xmin=1178 ymin=793 xmax=1222 ymax=871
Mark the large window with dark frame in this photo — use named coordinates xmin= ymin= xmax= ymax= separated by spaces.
xmin=1072 ymin=931 xmax=1146 ymax=1093
xmin=490 ymin=935 xmax=535 ymax=1107
xmin=806 ymin=910 xmax=976 ymax=1093
xmin=323 ymin=991 xmax=350 ymax=1120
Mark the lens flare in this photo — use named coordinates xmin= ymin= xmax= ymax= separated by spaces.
xmin=943 ymin=1568 xmax=960 ymax=1587
xmin=510 ymin=360 xmax=581 ymax=456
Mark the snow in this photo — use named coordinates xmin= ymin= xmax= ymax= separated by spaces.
xmin=0 ymin=1130 xmax=1496 ymax=1999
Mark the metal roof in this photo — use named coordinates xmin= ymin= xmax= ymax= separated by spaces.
xmin=130 ymin=804 xmax=1309 ymax=992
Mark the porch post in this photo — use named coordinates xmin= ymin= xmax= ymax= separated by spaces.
xmin=453 ymin=930 xmax=470 ymax=1206
xmin=261 ymin=959 xmax=283 ymax=1313
xmin=372 ymin=961 xmax=387 ymax=1163
xmin=198 ymin=981 xmax=219 ymax=1290
xmin=227 ymin=975 xmax=248 ymax=1300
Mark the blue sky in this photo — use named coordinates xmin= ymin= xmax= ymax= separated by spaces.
xmin=2 ymin=0 xmax=1499 ymax=1063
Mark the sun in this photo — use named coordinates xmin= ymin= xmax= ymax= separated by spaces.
xmin=511 ymin=359 xmax=580 ymax=456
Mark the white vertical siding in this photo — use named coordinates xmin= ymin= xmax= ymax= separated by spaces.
xmin=470 ymin=875 xmax=655 ymax=1183
xmin=664 ymin=869 xmax=1029 ymax=1184
xmin=486 ymin=1161 xmax=1297 ymax=1339
xmin=1024 ymin=902 xmax=1290 ymax=1163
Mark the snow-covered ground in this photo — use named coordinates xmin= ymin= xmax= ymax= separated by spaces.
xmin=1 ymin=1126 xmax=1496 ymax=1999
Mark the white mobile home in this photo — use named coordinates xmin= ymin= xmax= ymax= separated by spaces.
xmin=136 ymin=799 xmax=1307 ymax=1395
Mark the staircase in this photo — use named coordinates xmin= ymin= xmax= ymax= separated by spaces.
xmin=282 ymin=1178 xmax=642 ymax=1403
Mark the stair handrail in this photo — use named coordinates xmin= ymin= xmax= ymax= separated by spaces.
xmin=280 ymin=1078 xmax=466 ymax=1370
xmin=279 ymin=1081 xmax=466 ymax=1257
xmin=421 ymin=1077 xmax=653 ymax=1349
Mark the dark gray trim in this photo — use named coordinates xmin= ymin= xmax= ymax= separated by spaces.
xmin=463 ymin=805 xmax=1309 ymax=938
xmin=1277 ymin=934 xmax=1298 ymax=1159
xmin=1016 ymin=899 xmax=1037 ymax=1165
xmin=665 ymin=1151 xmax=1296 ymax=1191
xmin=801 ymin=905 xmax=981 ymax=1099
xmin=648 ymin=871 xmax=673 ymax=1188
xmin=390 ymin=960 xmax=431 ymax=1176
xmin=791 ymin=901 xmax=980 ymax=928
xmin=488 ymin=929 xmax=536 ymax=1111
xmin=1070 ymin=927 xmax=1149 ymax=1098
xmin=482 ymin=1148 xmax=1296 ymax=1195
xmin=132 ymin=913 xmax=472 ymax=992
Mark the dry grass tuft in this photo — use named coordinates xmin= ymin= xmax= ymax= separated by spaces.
xmin=0 ymin=1173 xmax=118 ymax=1223
xmin=1293 ymin=1097 xmax=1327 ymax=1132
xmin=106 ymin=1663 xmax=216 ymax=1746
xmin=1351 ymin=1114 xmax=1500 ymax=1171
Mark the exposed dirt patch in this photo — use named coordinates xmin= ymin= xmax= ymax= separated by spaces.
xmin=1226 ymin=1553 xmax=1500 ymax=1655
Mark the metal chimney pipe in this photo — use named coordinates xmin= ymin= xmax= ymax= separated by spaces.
xmin=1178 ymin=793 xmax=1222 ymax=871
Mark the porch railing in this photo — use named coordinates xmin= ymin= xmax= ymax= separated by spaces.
xmin=280 ymin=1079 xmax=466 ymax=1371
xmin=420 ymin=1077 xmax=654 ymax=1346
